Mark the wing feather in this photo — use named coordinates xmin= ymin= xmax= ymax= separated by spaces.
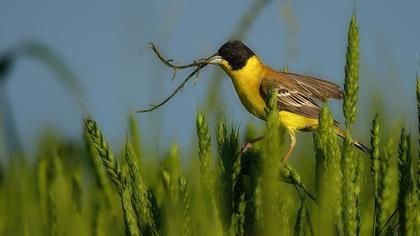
xmin=260 ymin=71 xmax=342 ymax=119
xmin=279 ymin=72 xmax=342 ymax=100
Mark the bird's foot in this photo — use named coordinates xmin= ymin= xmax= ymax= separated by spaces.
xmin=240 ymin=142 xmax=253 ymax=154
xmin=240 ymin=136 xmax=265 ymax=154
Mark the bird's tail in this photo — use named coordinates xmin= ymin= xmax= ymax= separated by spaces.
xmin=334 ymin=126 xmax=371 ymax=154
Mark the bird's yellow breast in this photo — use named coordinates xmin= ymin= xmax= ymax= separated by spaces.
xmin=221 ymin=55 xmax=319 ymax=131
xmin=222 ymin=56 xmax=267 ymax=119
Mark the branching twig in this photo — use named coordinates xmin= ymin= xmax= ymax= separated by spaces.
xmin=148 ymin=42 xmax=207 ymax=70
xmin=136 ymin=43 xmax=213 ymax=113
xmin=135 ymin=64 xmax=207 ymax=113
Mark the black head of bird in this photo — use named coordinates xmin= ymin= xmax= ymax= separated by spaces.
xmin=207 ymin=40 xmax=255 ymax=71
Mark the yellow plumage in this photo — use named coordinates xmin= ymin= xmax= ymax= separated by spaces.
xmin=221 ymin=55 xmax=319 ymax=132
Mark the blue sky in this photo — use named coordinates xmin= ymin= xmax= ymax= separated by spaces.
xmin=1 ymin=0 xmax=419 ymax=157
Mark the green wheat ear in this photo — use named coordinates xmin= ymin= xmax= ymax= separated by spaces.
xmin=229 ymin=193 xmax=246 ymax=236
xmin=370 ymin=114 xmax=380 ymax=192
xmin=119 ymin=158 xmax=141 ymax=236
xmin=84 ymin=117 xmax=121 ymax=190
xmin=377 ymin=138 xmax=398 ymax=234
xmin=265 ymin=87 xmax=279 ymax=133
xmin=370 ymin=113 xmax=381 ymax=234
xmin=47 ymin=154 xmax=62 ymax=236
xmin=315 ymin=103 xmax=342 ymax=234
xmin=398 ymin=127 xmax=415 ymax=235
xmin=263 ymin=86 xmax=282 ymax=163
xmin=161 ymin=143 xmax=182 ymax=198
xmin=261 ymin=88 xmax=289 ymax=234
xmin=84 ymin=117 xmax=141 ymax=236
xmin=341 ymin=13 xmax=361 ymax=236
xmin=216 ymin=115 xmax=240 ymax=232
xmin=83 ymin=126 xmax=115 ymax=211
xmin=124 ymin=142 xmax=158 ymax=235
xmin=196 ymin=111 xmax=212 ymax=189
xmin=343 ymin=13 xmax=359 ymax=128
xmin=341 ymin=138 xmax=359 ymax=236
xmin=160 ymin=143 xmax=192 ymax=236
xmin=195 ymin=111 xmax=223 ymax=235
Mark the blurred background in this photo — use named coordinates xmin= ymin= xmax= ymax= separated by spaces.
xmin=1 ymin=0 xmax=419 ymax=161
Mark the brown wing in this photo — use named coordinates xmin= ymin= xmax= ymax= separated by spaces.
xmin=260 ymin=71 xmax=342 ymax=119
xmin=279 ymin=72 xmax=342 ymax=100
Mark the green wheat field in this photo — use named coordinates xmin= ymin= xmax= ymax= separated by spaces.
xmin=0 ymin=13 xmax=419 ymax=236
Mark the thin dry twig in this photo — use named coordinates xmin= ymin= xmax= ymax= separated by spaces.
xmin=135 ymin=65 xmax=205 ymax=113
xmin=148 ymin=42 xmax=206 ymax=70
xmin=135 ymin=43 xmax=212 ymax=113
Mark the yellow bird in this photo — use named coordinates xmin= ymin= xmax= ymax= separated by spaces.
xmin=206 ymin=40 xmax=368 ymax=162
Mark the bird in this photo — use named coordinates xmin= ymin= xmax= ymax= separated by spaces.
xmin=205 ymin=40 xmax=369 ymax=162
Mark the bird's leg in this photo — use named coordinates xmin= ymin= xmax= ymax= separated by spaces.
xmin=283 ymin=131 xmax=296 ymax=163
xmin=240 ymin=136 xmax=265 ymax=154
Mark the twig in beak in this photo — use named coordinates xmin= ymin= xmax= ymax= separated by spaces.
xmin=135 ymin=43 xmax=214 ymax=113
xmin=148 ymin=42 xmax=208 ymax=69
xmin=135 ymin=64 xmax=207 ymax=113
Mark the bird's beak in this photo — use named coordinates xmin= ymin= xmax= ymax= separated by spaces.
xmin=206 ymin=53 xmax=223 ymax=65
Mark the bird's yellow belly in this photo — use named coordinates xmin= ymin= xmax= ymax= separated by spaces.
xmin=278 ymin=111 xmax=318 ymax=131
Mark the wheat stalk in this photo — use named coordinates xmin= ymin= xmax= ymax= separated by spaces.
xmin=397 ymin=127 xmax=415 ymax=235
xmin=315 ymin=104 xmax=342 ymax=234
xmin=124 ymin=142 xmax=158 ymax=235
xmin=370 ymin=113 xmax=381 ymax=234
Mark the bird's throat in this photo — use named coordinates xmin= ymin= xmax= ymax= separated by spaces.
xmin=224 ymin=56 xmax=267 ymax=119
